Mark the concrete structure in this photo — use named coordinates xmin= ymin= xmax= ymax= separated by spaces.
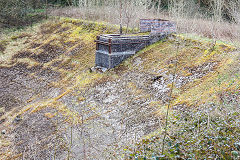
xmin=95 ymin=19 xmax=176 ymax=69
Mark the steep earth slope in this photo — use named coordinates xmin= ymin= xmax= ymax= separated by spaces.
xmin=0 ymin=18 xmax=239 ymax=159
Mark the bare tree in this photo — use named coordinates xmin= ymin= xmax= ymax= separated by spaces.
xmin=123 ymin=0 xmax=137 ymax=33
xmin=227 ymin=0 xmax=240 ymax=24
xmin=211 ymin=0 xmax=224 ymax=22
xmin=119 ymin=0 xmax=123 ymax=34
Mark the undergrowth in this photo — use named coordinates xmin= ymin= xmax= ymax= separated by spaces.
xmin=124 ymin=103 xmax=240 ymax=159
xmin=120 ymin=34 xmax=239 ymax=159
xmin=0 ymin=17 xmax=239 ymax=159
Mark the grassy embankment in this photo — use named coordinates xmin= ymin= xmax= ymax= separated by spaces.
xmin=0 ymin=17 xmax=239 ymax=159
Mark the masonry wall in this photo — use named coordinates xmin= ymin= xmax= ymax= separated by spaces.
xmin=95 ymin=51 xmax=134 ymax=68
xmin=95 ymin=34 xmax=168 ymax=69
xmin=140 ymin=19 xmax=176 ymax=34
xmin=98 ymin=35 xmax=150 ymax=53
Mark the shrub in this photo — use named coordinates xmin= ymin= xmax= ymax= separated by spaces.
xmin=124 ymin=103 xmax=240 ymax=159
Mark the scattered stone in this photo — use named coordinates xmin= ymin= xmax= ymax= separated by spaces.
xmin=0 ymin=119 xmax=5 ymax=124
xmin=152 ymin=76 xmax=163 ymax=82
xmin=13 ymin=115 xmax=22 ymax=123
xmin=1 ymin=129 xmax=6 ymax=135
xmin=133 ymin=57 xmax=142 ymax=66
xmin=1 ymin=129 xmax=7 ymax=135
xmin=89 ymin=67 xmax=93 ymax=73
xmin=94 ymin=66 xmax=108 ymax=72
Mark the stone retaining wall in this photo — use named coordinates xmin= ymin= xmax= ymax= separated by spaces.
xmin=95 ymin=19 xmax=175 ymax=69
xmin=95 ymin=34 xmax=167 ymax=69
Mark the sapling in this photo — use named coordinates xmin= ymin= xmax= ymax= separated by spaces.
xmin=162 ymin=40 xmax=180 ymax=155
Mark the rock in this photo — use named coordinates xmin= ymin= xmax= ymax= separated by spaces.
xmin=0 ymin=118 xmax=5 ymax=124
xmin=89 ymin=67 xmax=93 ymax=73
xmin=1 ymin=129 xmax=6 ymax=135
xmin=152 ymin=76 xmax=163 ymax=82
xmin=13 ymin=115 xmax=22 ymax=123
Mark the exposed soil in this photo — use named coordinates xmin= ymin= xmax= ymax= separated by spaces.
xmin=0 ymin=62 xmax=61 ymax=117
xmin=12 ymin=43 xmax=65 ymax=63
xmin=31 ymin=44 xmax=65 ymax=63
xmin=40 ymin=22 xmax=60 ymax=35
xmin=187 ymin=62 xmax=218 ymax=77
xmin=51 ymin=60 xmax=63 ymax=67
xmin=0 ymin=41 xmax=8 ymax=53
xmin=12 ymin=109 xmax=66 ymax=160
xmin=57 ymin=71 xmax=163 ymax=159
xmin=0 ymin=44 xmax=6 ymax=53
xmin=12 ymin=51 xmax=32 ymax=59
xmin=1 ymin=19 xmax=239 ymax=159
xmin=29 ymin=43 xmax=41 ymax=49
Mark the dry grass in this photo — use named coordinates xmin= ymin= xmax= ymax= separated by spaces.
xmin=175 ymin=18 xmax=240 ymax=42
xmin=119 ymin=34 xmax=239 ymax=107
xmin=50 ymin=6 xmax=240 ymax=42
xmin=0 ymin=17 xmax=239 ymax=159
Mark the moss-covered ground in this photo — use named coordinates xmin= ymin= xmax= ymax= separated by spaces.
xmin=0 ymin=17 xmax=239 ymax=159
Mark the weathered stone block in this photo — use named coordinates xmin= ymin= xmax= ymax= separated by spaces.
xmin=95 ymin=51 xmax=134 ymax=68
